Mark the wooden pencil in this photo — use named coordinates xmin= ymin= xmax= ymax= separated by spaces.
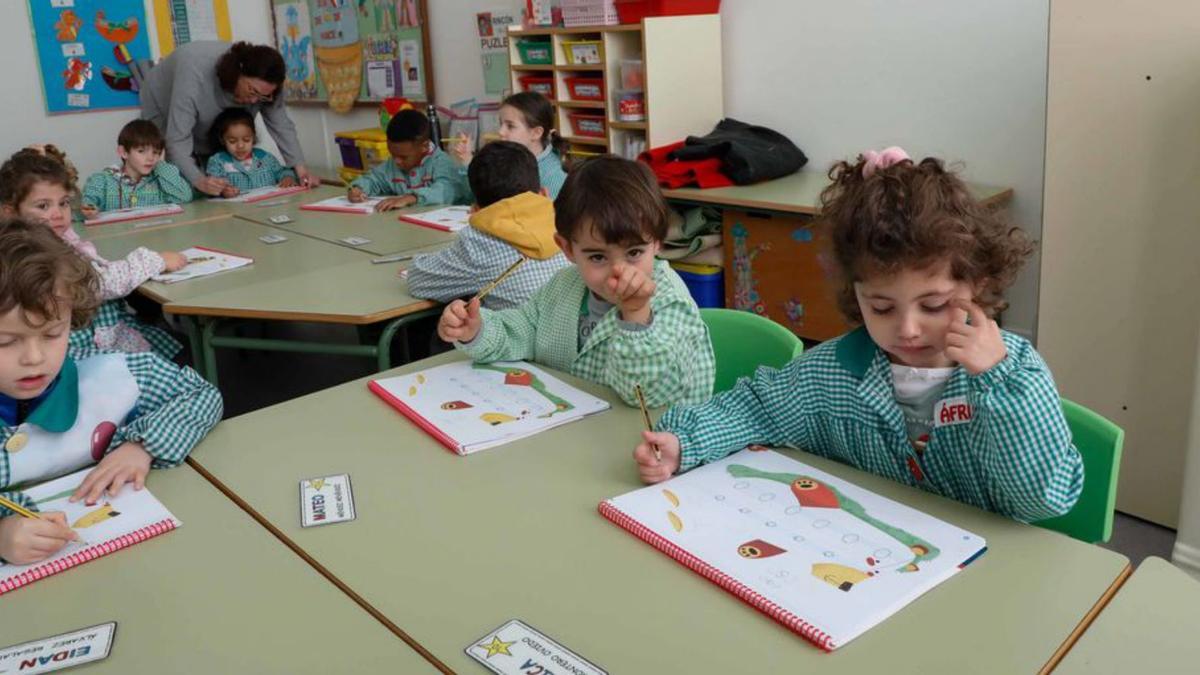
xmin=634 ymin=384 xmax=661 ymax=462
xmin=473 ymin=258 xmax=526 ymax=302
xmin=0 ymin=495 xmax=86 ymax=545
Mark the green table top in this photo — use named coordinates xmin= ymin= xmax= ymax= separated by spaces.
xmin=187 ymin=352 xmax=1130 ymax=673
xmin=662 ymin=170 xmax=1014 ymax=215
xmin=1056 ymin=556 xmax=1200 ymax=674
xmin=0 ymin=466 xmax=436 ymax=673
xmin=91 ymin=218 xmax=369 ymax=307
xmin=233 ymin=185 xmax=457 ymax=256
xmin=80 ymin=199 xmax=242 ymax=241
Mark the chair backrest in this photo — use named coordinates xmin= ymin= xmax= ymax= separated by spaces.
xmin=699 ymin=308 xmax=804 ymax=393
xmin=1034 ymin=399 xmax=1124 ymax=543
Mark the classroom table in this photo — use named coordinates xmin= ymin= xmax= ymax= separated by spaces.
xmin=1055 ymin=556 xmax=1200 ymax=674
xmin=186 ymin=352 xmax=1131 ymax=674
xmin=662 ymin=170 xmax=1014 ymax=215
xmin=78 ymin=198 xmax=243 ymax=241
xmin=232 ymin=185 xmax=458 ymax=256
xmin=0 ymin=465 xmax=441 ymax=673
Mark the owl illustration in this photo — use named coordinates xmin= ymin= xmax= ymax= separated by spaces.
xmin=737 ymin=539 xmax=787 ymax=559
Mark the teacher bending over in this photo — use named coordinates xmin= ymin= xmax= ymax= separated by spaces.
xmin=140 ymin=41 xmax=314 ymax=196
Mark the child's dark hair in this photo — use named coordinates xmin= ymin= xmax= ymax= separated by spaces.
xmin=501 ymin=92 xmax=568 ymax=161
xmin=820 ymin=154 xmax=1035 ymax=322
xmin=118 ymin=119 xmax=166 ymax=152
xmin=208 ymin=108 xmax=256 ymax=154
xmin=0 ymin=218 xmax=100 ymax=329
xmin=386 ymin=109 xmax=431 ymax=143
xmin=554 ymin=155 xmax=668 ymax=245
xmin=216 ymin=41 xmax=287 ymax=91
xmin=0 ymin=148 xmax=75 ymax=207
xmin=468 ymin=141 xmax=540 ymax=208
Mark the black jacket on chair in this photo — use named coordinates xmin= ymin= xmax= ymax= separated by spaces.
xmin=670 ymin=118 xmax=807 ymax=185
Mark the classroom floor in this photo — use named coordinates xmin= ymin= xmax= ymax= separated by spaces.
xmin=193 ymin=320 xmax=1181 ymax=567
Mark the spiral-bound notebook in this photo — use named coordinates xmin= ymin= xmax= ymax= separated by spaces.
xmin=208 ymin=184 xmax=310 ymax=203
xmin=83 ymin=203 xmax=184 ymax=226
xmin=599 ymin=449 xmax=987 ymax=651
xmin=398 ymin=205 xmax=472 ymax=232
xmin=299 ymin=195 xmax=384 ymax=214
xmin=369 ymin=360 xmax=611 ymax=455
xmin=0 ymin=468 xmax=181 ymax=596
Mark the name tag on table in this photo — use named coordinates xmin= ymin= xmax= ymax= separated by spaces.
xmin=259 ymin=233 xmax=288 ymax=244
xmin=466 ymin=619 xmax=607 ymax=675
xmin=341 ymin=236 xmax=372 ymax=247
xmin=268 ymin=214 xmax=293 ymax=224
xmin=0 ymin=622 xmax=116 ymax=674
xmin=299 ymin=474 xmax=356 ymax=528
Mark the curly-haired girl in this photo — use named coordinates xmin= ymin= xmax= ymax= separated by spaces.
xmin=631 ymin=147 xmax=1083 ymax=523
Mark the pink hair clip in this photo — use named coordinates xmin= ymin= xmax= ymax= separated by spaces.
xmin=861 ymin=146 xmax=910 ymax=178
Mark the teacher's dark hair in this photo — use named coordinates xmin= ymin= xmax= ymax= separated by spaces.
xmin=216 ymin=41 xmax=286 ymax=92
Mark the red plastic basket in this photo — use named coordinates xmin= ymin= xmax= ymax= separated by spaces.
xmin=518 ymin=75 xmax=555 ymax=97
xmin=564 ymin=76 xmax=605 ymax=101
xmin=614 ymin=0 xmax=720 ymax=23
xmin=568 ymin=113 xmax=607 ymax=138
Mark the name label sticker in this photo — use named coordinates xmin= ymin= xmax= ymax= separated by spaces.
xmin=268 ymin=215 xmax=293 ymax=224
xmin=465 ymin=619 xmax=607 ymax=675
xmin=259 ymin=233 xmax=289 ymax=244
xmin=0 ymin=622 xmax=116 ymax=674
xmin=933 ymin=396 xmax=974 ymax=428
xmin=341 ymin=236 xmax=372 ymax=246
xmin=299 ymin=474 xmax=356 ymax=528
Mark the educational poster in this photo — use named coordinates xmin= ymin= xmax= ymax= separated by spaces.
xmin=152 ymin=0 xmax=232 ymax=57
xmin=477 ymin=9 xmax=517 ymax=95
xmin=270 ymin=0 xmax=431 ymax=108
xmin=603 ymin=449 xmax=987 ymax=648
xmin=27 ymin=0 xmax=153 ymax=114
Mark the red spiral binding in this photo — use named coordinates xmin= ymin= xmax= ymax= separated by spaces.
xmin=598 ymin=501 xmax=836 ymax=651
xmin=0 ymin=518 xmax=178 ymax=595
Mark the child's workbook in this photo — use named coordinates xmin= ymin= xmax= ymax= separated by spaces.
xmin=151 ymin=246 xmax=253 ymax=284
xmin=209 ymin=184 xmax=310 ymax=203
xmin=299 ymin=195 xmax=384 ymax=214
xmin=369 ymin=360 xmax=611 ymax=454
xmin=0 ymin=468 xmax=181 ymax=596
xmin=600 ymin=449 xmax=987 ymax=651
xmin=83 ymin=203 xmax=184 ymax=226
xmin=398 ymin=205 xmax=472 ymax=232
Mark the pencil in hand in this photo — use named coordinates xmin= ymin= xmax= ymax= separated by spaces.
xmin=473 ymin=258 xmax=526 ymax=302
xmin=0 ymin=495 xmax=88 ymax=546
xmin=634 ymin=384 xmax=661 ymax=462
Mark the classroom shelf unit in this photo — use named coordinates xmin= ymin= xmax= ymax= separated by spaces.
xmin=508 ymin=15 xmax=723 ymax=161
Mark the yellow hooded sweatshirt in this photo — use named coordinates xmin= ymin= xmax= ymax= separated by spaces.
xmin=468 ymin=191 xmax=559 ymax=260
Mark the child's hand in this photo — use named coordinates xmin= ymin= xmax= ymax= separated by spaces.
xmin=219 ymin=185 xmax=240 ymax=198
xmin=377 ymin=195 xmax=418 ymax=211
xmin=607 ymin=263 xmax=656 ymax=324
xmin=633 ymin=430 xmax=681 ymax=483
xmin=71 ymin=442 xmax=152 ymax=506
xmin=0 ymin=512 xmax=77 ymax=565
xmin=944 ymin=299 xmax=1007 ymax=375
xmin=159 ymin=250 xmax=188 ymax=272
xmin=437 ymin=298 xmax=482 ymax=343
xmin=278 ymin=176 xmax=297 ymax=188
xmin=80 ymin=204 xmax=99 ymax=219
xmin=450 ymin=132 xmax=473 ymax=165
xmin=195 ymin=176 xmax=229 ymax=196
xmin=347 ymin=187 xmax=367 ymax=203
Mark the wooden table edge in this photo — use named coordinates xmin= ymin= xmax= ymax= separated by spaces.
xmin=162 ymin=299 xmax=440 ymax=325
xmin=662 ymin=186 xmax=1014 ymax=215
xmin=1037 ymin=560 xmax=1134 ymax=674
xmin=184 ymin=457 xmax=453 ymax=674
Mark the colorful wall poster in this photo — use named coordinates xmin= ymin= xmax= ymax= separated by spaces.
xmin=28 ymin=0 xmax=153 ymax=114
xmin=477 ymin=9 xmax=517 ymax=96
xmin=152 ymin=0 xmax=231 ymax=57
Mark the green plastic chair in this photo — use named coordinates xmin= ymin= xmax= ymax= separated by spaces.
xmin=699 ymin=308 xmax=804 ymax=394
xmin=1034 ymin=399 xmax=1124 ymax=544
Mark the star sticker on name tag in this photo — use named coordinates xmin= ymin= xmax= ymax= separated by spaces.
xmin=477 ymin=635 xmax=515 ymax=659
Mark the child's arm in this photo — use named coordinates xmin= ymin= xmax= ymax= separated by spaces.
xmin=105 ymin=352 xmax=223 ymax=469
xmin=0 ymin=509 xmax=76 ymax=565
xmin=966 ymin=342 xmax=1084 ymax=522
xmin=152 ymin=162 xmax=194 ymax=204
xmin=409 ymin=153 xmax=462 ymax=206
xmin=93 ymin=248 xmax=167 ymax=300
xmin=602 ymin=298 xmax=715 ymax=408
xmin=406 ymin=230 xmax=514 ymax=303
xmin=349 ymin=163 xmax=392 ymax=197
xmin=261 ymin=152 xmax=298 ymax=184
xmin=450 ymin=298 xmax=542 ymax=363
xmin=205 ymin=154 xmax=232 ymax=182
xmin=80 ymin=172 xmax=108 ymax=211
xmin=657 ymin=357 xmax=811 ymax=473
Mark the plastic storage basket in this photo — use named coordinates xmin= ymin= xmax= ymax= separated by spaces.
xmin=561 ymin=0 xmax=620 ymax=27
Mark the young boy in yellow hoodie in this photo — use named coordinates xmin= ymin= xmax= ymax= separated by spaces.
xmin=406 ymin=141 xmax=567 ymax=310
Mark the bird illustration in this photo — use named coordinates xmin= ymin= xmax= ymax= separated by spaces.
xmin=737 ymin=538 xmax=787 ymax=559
xmin=811 ymin=562 xmax=875 ymax=592
xmin=480 ymin=412 xmax=523 ymax=426
xmin=94 ymin=11 xmax=140 ymax=44
xmin=440 ymin=400 xmax=473 ymax=411
xmin=73 ymin=502 xmax=120 ymax=529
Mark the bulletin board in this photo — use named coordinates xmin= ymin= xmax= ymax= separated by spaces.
xmin=269 ymin=0 xmax=434 ymax=113
xmin=27 ymin=0 xmax=153 ymax=114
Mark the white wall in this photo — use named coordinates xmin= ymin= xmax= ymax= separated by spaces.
xmin=721 ymin=0 xmax=1050 ymax=338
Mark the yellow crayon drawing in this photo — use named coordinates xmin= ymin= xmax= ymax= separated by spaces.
xmin=73 ymin=502 xmax=120 ymax=529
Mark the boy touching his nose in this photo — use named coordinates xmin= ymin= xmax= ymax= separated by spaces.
xmin=437 ymin=156 xmax=715 ymax=408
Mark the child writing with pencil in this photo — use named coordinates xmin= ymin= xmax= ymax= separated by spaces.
xmin=633 ymin=148 xmax=1083 ymax=523
xmin=437 ymin=156 xmax=715 ymax=408
xmin=80 ymin=120 xmax=194 ymax=216
xmin=0 ymin=219 xmax=222 ymax=564
xmin=408 ymin=140 xmax=568 ymax=311
xmin=449 ymin=92 xmax=569 ymax=200
xmin=204 ymin=107 xmax=298 ymax=197
xmin=0 ymin=148 xmax=186 ymax=358
xmin=348 ymin=109 xmax=462 ymax=211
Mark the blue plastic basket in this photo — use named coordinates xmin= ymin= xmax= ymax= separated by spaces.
xmin=675 ymin=268 xmax=725 ymax=308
